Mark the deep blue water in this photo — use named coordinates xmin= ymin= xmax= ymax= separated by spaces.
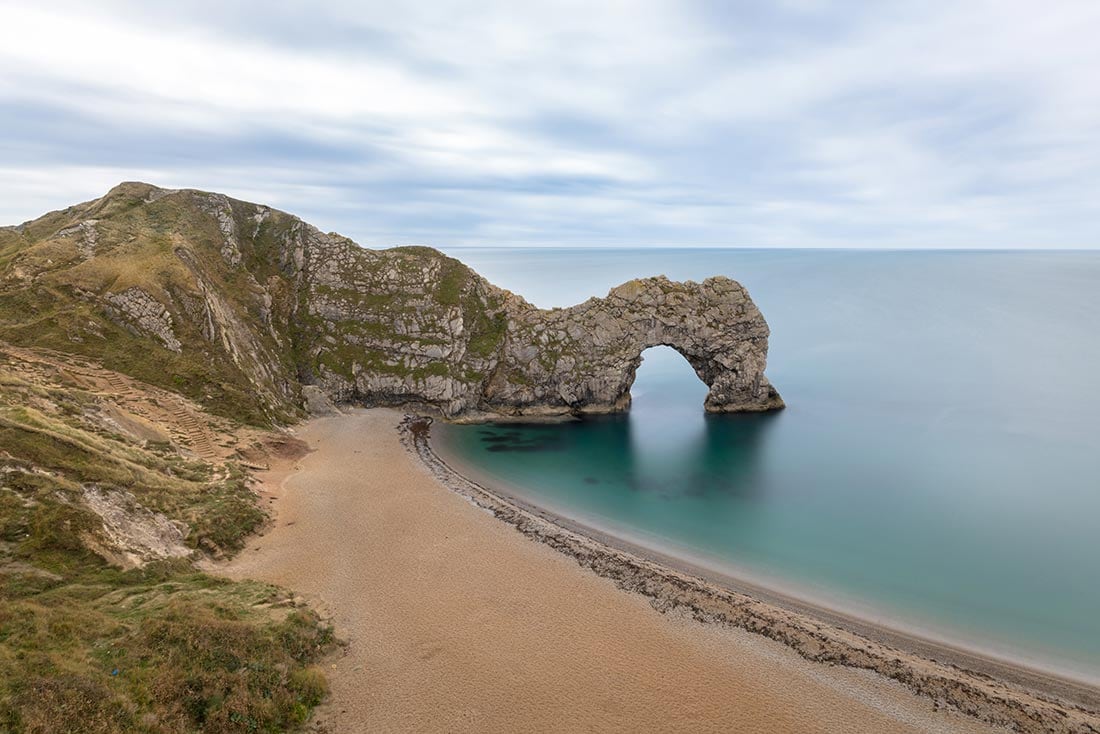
xmin=434 ymin=248 xmax=1100 ymax=680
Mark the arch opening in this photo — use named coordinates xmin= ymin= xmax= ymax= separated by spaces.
xmin=627 ymin=346 xmax=708 ymax=481
xmin=628 ymin=345 xmax=710 ymax=415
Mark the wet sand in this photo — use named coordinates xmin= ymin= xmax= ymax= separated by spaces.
xmin=219 ymin=409 xmax=1004 ymax=733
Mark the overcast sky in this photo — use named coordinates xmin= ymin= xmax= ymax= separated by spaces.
xmin=2 ymin=1 xmax=1098 ymax=248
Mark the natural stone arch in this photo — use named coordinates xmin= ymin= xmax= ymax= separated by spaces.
xmin=480 ymin=275 xmax=784 ymax=418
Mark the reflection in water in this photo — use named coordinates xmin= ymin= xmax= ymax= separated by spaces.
xmin=696 ymin=413 xmax=780 ymax=501
xmin=625 ymin=347 xmax=778 ymax=500
xmin=478 ymin=428 xmax=566 ymax=453
xmin=624 ymin=408 xmax=781 ymax=501
xmin=472 ymin=347 xmax=781 ymax=503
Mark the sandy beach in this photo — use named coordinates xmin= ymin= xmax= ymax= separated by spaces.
xmin=216 ymin=408 xmax=1018 ymax=733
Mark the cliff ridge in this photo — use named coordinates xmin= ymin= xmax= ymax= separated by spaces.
xmin=0 ymin=182 xmax=782 ymax=423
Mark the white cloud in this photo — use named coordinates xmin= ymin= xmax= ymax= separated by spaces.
xmin=0 ymin=0 xmax=1098 ymax=247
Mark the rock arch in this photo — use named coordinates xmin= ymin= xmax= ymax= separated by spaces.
xmin=480 ymin=275 xmax=784 ymax=418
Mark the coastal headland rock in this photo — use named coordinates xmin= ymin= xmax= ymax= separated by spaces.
xmin=0 ymin=182 xmax=782 ymax=423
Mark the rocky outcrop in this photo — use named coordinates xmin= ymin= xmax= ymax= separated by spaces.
xmin=485 ymin=276 xmax=783 ymax=417
xmin=198 ymin=193 xmax=244 ymax=267
xmin=0 ymin=182 xmax=783 ymax=423
xmin=104 ymin=287 xmax=183 ymax=353
xmin=291 ymin=236 xmax=781 ymax=419
xmin=82 ymin=486 xmax=192 ymax=569
xmin=55 ymin=219 xmax=99 ymax=259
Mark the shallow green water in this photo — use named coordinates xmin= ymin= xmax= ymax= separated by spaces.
xmin=434 ymin=248 xmax=1100 ymax=680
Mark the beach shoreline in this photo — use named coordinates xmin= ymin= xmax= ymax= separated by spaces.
xmin=218 ymin=409 xmax=1011 ymax=733
xmin=411 ymin=415 xmax=1100 ymax=733
xmin=428 ymin=418 xmax=1100 ymax=692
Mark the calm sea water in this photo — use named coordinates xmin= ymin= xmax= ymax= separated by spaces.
xmin=434 ymin=248 xmax=1100 ymax=680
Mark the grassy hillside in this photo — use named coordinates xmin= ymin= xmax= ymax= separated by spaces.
xmin=0 ymin=344 xmax=334 ymax=733
xmin=0 ymin=183 xmax=304 ymax=427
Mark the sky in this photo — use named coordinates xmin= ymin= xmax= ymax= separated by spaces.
xmin=1 ymin=1 xmax=1099 ymax=249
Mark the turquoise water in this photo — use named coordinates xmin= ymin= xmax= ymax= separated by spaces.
xmin=434 ymin=248 xmax=1100 ymax=680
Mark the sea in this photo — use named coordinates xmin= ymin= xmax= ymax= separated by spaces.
xmin=433 ymin=247 xmax=1100 ymax=682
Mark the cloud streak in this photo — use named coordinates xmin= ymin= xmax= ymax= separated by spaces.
xmin=1 ymin=0 xmax=1097 ymax=248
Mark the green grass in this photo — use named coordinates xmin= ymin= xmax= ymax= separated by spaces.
xmin=0 ymin=186 xmax=305 ymax=428
xmin=0 ymin=570 xmax=334 ymax=734
xmin=0 ymin=414 xmax=263 ymax=558
xmin=0 ymin=358 xmax=335 ymax=732
xmin=0 ymin=283 xmax=288 ymax=428
xmin=432 ymin=255 xmax=469 ymax=306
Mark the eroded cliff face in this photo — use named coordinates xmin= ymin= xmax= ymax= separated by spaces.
xmin=0 ymin=182 xmax=782 ymax=423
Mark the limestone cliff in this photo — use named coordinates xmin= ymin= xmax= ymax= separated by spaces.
xmin=0 ymin=182 xmax=782 ymax=423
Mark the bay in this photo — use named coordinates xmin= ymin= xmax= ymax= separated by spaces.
xmin=434 ymin=248 xmax=1100 ymax=681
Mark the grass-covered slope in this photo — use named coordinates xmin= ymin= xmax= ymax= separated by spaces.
xmin=0 ymin=183 xmax=308 ymax=426
xmin=0 ymin=345 xmax=334 ymax=733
